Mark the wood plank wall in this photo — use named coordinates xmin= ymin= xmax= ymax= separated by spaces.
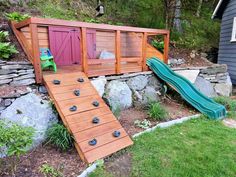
xmin=21 ymin=27 xmax=144 ymax=59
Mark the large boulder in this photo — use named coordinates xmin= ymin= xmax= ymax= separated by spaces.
xmin=175 ymin=69 xmax=200 ymax=83
xmin=194 ymin=76 xmax=217 ymax=97
xmin=127 ymin=75 xmax=148 ymax=91
xmin=91 ymin=76 xmax=107 ymax=97
xmin=214 ymin=75 xmax=232 ymax=96
xmin=0 ymin=93 xmax=58 ymax=147
xmin=104 ymin=80 xmax=132 ymax=111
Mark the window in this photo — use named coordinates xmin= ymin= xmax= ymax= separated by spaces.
xmin=231 ymin=17 xmax=236 ymax=42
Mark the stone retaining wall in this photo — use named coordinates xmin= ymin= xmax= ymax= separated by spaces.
xmin=0 ymin=60 xmax=36 ymax=111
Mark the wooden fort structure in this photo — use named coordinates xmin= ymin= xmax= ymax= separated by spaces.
xmin=11 ymin=17 xmax=170 ymax=163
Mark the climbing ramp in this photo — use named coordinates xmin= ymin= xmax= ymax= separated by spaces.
xmin=43 ymin=72 xmax=133 ymax=163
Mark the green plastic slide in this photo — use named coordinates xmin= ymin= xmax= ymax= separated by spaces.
xmin=147 ymin=57 xmax=226 ymax=119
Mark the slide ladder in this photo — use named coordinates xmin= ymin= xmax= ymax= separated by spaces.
xmin=43 ymin=72 xmax=133 ymax=163
xmin=147 ymin=57 xmax=226 ymax=119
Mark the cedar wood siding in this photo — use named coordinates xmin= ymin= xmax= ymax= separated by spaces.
xmin=218 ymin=0 xmax=236 ymax=84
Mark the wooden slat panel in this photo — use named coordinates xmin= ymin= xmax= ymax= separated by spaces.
xmin=84 ymin=136 xmax=133 ymax=163
xmin=69 ymin=113 xmax=116 ymax=133
xmin=74 ymin=120 xmax=122 ymax=143
xmin=79 ymin=128 xmax=127 ymax=153
xmin=88 ymin=59 xmax=116 ymax=65
xmin=57 ymin=96 xmax=106 ymax=116
xmin=65 ymin=106 xmax=111 ymax=124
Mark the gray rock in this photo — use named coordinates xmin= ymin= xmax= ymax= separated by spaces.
xmin=4 ymin=99 xmax=12 ymax=106
xmin=175 ymin=69 xmax=200 ymax=83
xmin=1 ymin=65 xmax=33 ymax=70
xmin=10 ymin=78 xmax=35 ymax=86
xmin=0 ymin=69 xmax=16 ymax=75
xmin=38 ymin=86 xmax=48 ymax=94
xmin=127 ymin=75 xmax=148 ymax=91
xmin=0 ymin=79 xmax=12 ymax=85
xmin=201 ymin=52 xmax=208 ymax=58
xmin=147 ymin=75 xmax=162 ymax=90
xmin=6 ymin=61 xmax=31 ymax=65
xmin=104 ymin=80 xmax=132 ymax=111
xmin=13 ymin=73 xmax=35 ymax=81
xmin=0 ymin=93 xmax=58 ymax=147
xmin=0 ymin=60 xmax=6 ymax=64
xmin=142 ymin=86 xmax=160 ymax=105
xmin=0 ymin=74 xmax=18 ymax=80
xmin=91 ymin=76 xmax=107 ymax=97
xmin=200 ymin=64 xmax=227 ymax=75
xmin=214 ymin=75 xmax=232 ymax=96
xmin=194 ymin=76 xmax=217 ymax=97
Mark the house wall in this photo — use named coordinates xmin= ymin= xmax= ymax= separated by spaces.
xmin=218 ymin=0 xmax=236 ymax=84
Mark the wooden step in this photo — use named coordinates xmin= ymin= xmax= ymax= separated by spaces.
xmin=43 ymin=71 xmax=133 ymax=163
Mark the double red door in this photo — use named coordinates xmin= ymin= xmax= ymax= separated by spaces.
xmin=49 ymin=27 xmax=96 ymax=66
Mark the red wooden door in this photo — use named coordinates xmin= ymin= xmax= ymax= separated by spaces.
xmin=49 ymin=27 xmax=82 ymax=65
xmin=86 ymin=29 xmax=96 ymax=59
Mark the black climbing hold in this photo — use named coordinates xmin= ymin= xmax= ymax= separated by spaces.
xmin=77 ymin=78 xmax=84 ymax=83
xmin=88 ymin=139 xmax=97 ymax=146
xmin=74 ymin=89 xmax=80 ymax=96
xmin=53 ymin=79 xmax=60 ymax=85
xmin=92 ymin=117 xmax=100 ymax=124
xmin=113 ymin=131 xmax=121 ymax=137
xmin=92 ymin=101 xmax=99 ymax=107
xmin=69 ymin=105 xmax=77 ymax=112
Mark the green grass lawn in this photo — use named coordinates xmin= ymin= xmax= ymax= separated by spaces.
xmin=90 ymin=117 xmax=236 ymax=177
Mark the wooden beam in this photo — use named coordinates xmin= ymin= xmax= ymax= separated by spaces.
xmin=81 ymin=27 xmax=88 ymax=75
xmin=14 ymin=18 xmax=31 ymax=29
xmin=10 ymin=21 xmax=33 ymax=62
xmin=164 ymin=32 xmax=170 ymax=64
xmin=30 ymin=24 xmax=42 ymax=83
xmin=28 ymin=17 xmax=169 ymax=34
xmin=142 ymin=32 xmax=148 ymax=71
xmin=115 ymin=30 xmax=121 ymax=74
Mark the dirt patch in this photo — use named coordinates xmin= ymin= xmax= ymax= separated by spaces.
xmin=222 ymin=118 xmax=236 ymax=128
xmin=169 ymin=48 xmax=212 ymax=68
xmin=0 ymin=145 xmax=87 ymax=177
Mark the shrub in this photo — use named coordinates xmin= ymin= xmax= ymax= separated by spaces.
xmin=5 ymin=12 xmax=30 ymax=22
xmin=39 ymin=163 xmax=63 ymax=177
xmin=0 ymin=119 xmax=34 ymax=175
xmin=214 ymin=96 xmax=236 ymax=118
xmin=0 ymin=31 xmax=9 ymax=42
xmin=46 ymin=123 xmax=74 ymax=151
xmin=0 ymin=42 xmax=18 ymax=60
xmin=151 ymin=39 xmax=164 ymax=53
xmin=147 ymin=102 xmax=168 ymax=121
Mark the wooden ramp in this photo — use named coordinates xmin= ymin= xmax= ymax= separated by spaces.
xmin=43 ymin=72 xmax=133 ymax=163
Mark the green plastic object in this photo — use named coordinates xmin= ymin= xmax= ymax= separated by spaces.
xmin=147 ymin=57 xmax=226 ymax=120
xmin=40 ymin=48 xmax=57 ymax=72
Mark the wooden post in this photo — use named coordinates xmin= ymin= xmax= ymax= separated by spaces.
xmin=81 ymin=27 xmax=88 ymax=75
xmin=142 ymin=32 xmax=148 ymax=71
xmin=115 ymin=30 xmax=121 ymax=74
xmin=164 ymin=32 xmax=170 ymax=64
xmin=30 ymin=24 xmax=42 ymax=83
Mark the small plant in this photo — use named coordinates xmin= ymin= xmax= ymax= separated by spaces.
xmin=5 ymin=12 xmax=30 ymax=22
xmin=0 ymin=31 xmax=9 ymax=42
xmin=134 ymin=119 xmax=152 ymax=129
xmin=148 ymin=101 xmax=168 ymax=121
xmin=0 ymin=42 xmax=18 ymax=60
xmin=0 ymin=119 xmax=34 ymax=176
xmin=39 ymin=163 xmax=63 ymax=177
xmin=214 ymin=96 xmax=236 ymax=118
xmin=46 ymin=123 xmax=74 ymax=151
xmin=151 ymin=39 xmax=164 ymax=52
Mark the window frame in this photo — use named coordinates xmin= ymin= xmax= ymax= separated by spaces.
xmin=231 ymin=17 xmax=236 ymax=42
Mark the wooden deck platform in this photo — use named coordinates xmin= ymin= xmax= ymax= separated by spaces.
xmin=43 ymin=71 xmax=133 ymax=163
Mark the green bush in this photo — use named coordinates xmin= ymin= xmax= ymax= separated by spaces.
xmin=46 ymin=123 xmax=74 ymax=151
xmin=0 ymin=42 xmax=18 ymax=60
xmin=148 ymin=102 xmax=168 ymax=121
xmin=0 ymin=119 xmax=34 ymax=175
xmin=5 ymin=12 xmax=30 ymax=22
xmin=0 ymin=31 xmax=9 ymax=42
xmin=151 ymin=39 xmax=164 ymax=53
xmin=214 ymin=96 xmax=236 ymax=118
xmin=39 ymin=163 xmax=63 ymax=177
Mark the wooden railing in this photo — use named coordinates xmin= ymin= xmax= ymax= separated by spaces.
xmin=11 ymin=17 xmax=170 ymax=83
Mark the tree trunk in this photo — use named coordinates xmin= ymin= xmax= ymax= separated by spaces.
xmin=173 ymin=0 xmax=182 ymax=33
xmin=196 ymin=0 xmax=203 ymax=17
